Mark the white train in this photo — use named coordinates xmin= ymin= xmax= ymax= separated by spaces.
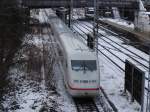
xmin=46 ymin=9 xmax=100 ymax=97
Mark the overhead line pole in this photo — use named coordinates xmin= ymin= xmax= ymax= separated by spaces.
xmin=93 ymin=0 xmax=98 ymax=50
xmin=69 ymin=0 xmax=73 ymax=28
xmin=93 ymin=0 xmax=99 ymax=60
xmin=146 ymin=45 xmax=150 ymax=112
xmin=93 ymin=0 xmax=100 ymax=89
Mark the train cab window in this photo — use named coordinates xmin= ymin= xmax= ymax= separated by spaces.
xmin=71 ymin=60 xmax=97 ymax=72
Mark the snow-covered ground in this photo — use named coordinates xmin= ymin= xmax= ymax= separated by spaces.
xmin=73 ymin=8 xmax=85 ymax=20
xmin=1 ymin=32 xmax=77 ymax=112
xmin=0 ymin=10 xmax=78 ymax=112
xmin=99 ymin=52 xmax=141 ymax=112
xmin=100 ymin=18 xmax=135 ymax=29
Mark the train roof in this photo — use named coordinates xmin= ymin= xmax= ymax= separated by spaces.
xmin=60 ymin=33 xmax=92 ymax=55
xmin=47 ymin=9 xmax=96 ymax=57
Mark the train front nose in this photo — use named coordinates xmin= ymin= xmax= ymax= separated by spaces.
xmin=68 ymin=83 xmax=99 ymax=97
xmin=69 ymin=60 xmax=99 ymax=97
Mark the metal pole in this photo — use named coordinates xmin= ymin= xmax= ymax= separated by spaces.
xmin=146 ymin=48 xmax=150 ymax=112
xmin=68 ymin=7 xmax=71 ymax=27
xmin=93 ymin=0 xmax=96 ymax=37
xmin=69 ymin=0 xmax=73 ymax=28
xmin=94 ymin=0 xmax=100 ymax=89
xmin=149 ymin=41 xmax=150 ymax=112
xmin=94 ymin=0 xmax=99 ymax=58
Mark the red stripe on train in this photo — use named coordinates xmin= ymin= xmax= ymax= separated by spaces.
xmin=68 ymin=84 xmax=99 ymax=90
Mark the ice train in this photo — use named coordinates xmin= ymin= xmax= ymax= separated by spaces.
xmin=46 ymin=9 xmax=100 ymax=97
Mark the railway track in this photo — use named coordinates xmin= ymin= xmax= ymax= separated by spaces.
xmin=72 ymin=25 xmax=125 ymax=72
xmin=97 ymin=20 xmax=150 ymax=54
xmin=82 ymin=21 xmax=149 ymax=64
xmin=72 ymin=20 xmax=150 ymax=82
xmin=74 ymin=98 xmax=103 ymax=112
xmin=42 ymin=11 xmax=115 ymax=112
xmin=72 ymin=19 xmax=150 ymax=91
xmin=72 ymin=20 xmax=149 ymax=71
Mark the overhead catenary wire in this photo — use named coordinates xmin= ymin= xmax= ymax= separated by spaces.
xmin=72 ymin=19 xmax=149 ymax=70
xmin=73 ymin=22 xmax=145 ymax=63
xmin=74 ymin=18 xmax=149 ymax=63
xmin=71 ymin=27 xmax=125 ymax=72
xmin=72 ymin=20 xmax=150 ymax=105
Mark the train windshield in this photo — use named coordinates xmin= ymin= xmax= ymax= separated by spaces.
xmin=71 ymin=60 xmax=97 ymax=72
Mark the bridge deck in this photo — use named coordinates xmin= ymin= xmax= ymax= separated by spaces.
xmin=22 ymin=0 xmax=139 ymax=9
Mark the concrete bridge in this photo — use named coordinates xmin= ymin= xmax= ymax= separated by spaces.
xmin=22 ymin=0 xmax=139 ymax=9
xmin=143 ymin=0 xmax=150 ymax=10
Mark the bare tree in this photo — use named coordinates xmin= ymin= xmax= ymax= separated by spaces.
xmin=0 ymin=0 xmax=27 ymax=95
